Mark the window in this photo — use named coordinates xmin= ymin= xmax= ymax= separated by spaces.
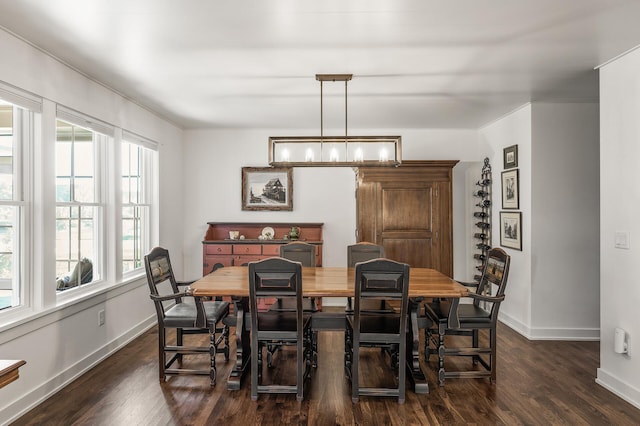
xmin=0 ymin=101 xmax=29 ymax=311
xmin=121 ymin=139 xmax=154 ymax=273
xmin=55 ymin=119 xmax=105 ymax=292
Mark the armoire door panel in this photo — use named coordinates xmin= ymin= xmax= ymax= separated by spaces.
xmin=382 ymin=238 xmax=434 ymax=269
xmin=381 ymin=187 xmax=433 ymax=232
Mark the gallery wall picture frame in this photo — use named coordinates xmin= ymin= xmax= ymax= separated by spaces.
xmin=500 ymin=211 xmax=522 ymax=251
xmin=241 ymin=167 xmax=293 ymax=211
xmin=501 ymin=169 xmax=519 ymax=209
xmin=503 ymin=144 xmax=518 ymax=169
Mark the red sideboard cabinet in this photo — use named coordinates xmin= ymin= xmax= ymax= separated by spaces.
xmin=202 ymin=222 xmax=324 ymax=276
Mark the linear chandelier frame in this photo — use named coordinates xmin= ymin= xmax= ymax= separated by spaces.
xmin=268 ymin=135 xmax=402 ymax=167
xmin=268 ymin=74 xmax=402 ymax=167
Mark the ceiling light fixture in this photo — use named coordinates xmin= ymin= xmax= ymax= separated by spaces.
xmin=268 ymin=74 xmax=401 ymax=167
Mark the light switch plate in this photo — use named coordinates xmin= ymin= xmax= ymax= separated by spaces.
xmin=615 ymin=231 xmax=630 ymax=249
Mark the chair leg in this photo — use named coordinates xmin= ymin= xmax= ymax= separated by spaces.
xmin=398 ymin=341 xmax=406 ymax=404
xmin=490 ymin=328 xmax=497 ymax=384
xmin=437 ymin=324 xmax=446 ymax=387
xmin=209 ymin=330 xmax=217 ymax=387
xmin=251 ymin=339 xmax=259 ymax=401
xmin=297 ymin=334 xmax=304 ymax=401
xmin=472 ymin=329 xmax=479 ymax=365
xmin=176 ymin=328 xmax=183 ymax=363
xmin=221 ymin=324 xmax=230 ymax=361
xmin=344 ymin=326 xmax=353 ymax=379
xmin=158 ymin=327 xmax=166 ymax=383
xmin=312 ymin=330 xmax=318 ymax=368
xmin=351 ymin=340 xmax=360 ymax=403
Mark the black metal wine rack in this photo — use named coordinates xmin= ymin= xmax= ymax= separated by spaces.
xmin=473 ymin=157 xmax=492 ymax=283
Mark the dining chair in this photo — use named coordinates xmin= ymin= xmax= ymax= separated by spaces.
xmin=345 ymin=258 xmax=410 ymax=403
xmin=144 ymin=247 xmax=230 ymax=386
xmin=424 ymin=247 xmax=511 ymax=386
xmin=346 ymin=242 xmax=395 ymax=313
xmin=248 ymin=257 xmax=314 ymax=401
xmin=270 ymin=241 xmax=319 ymax=314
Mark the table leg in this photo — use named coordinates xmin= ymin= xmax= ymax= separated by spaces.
xmin=406 ymin=297 xmax=429 ymax=394
xmin=227 ymin=297 xmax=251 ymax=390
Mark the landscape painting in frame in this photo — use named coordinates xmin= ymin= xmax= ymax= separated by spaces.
xmin=242 ymin=167 xmax=293 ymax=211
xmin=501 ymin=169 xmax=519 ymax=209
xmin=500 ymin=211 xmax=522 ymax=251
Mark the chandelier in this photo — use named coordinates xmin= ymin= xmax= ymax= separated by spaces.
xmin=268 ymin=74 xmax=401 ymax=167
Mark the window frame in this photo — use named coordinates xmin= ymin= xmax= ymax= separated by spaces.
xmin=0 ymin=87 xmax=38 ymax=316
xmin=54 ymin=109 xmax=112 ymax=295
xmin=120 ymin=135 xmax=156 ymax=276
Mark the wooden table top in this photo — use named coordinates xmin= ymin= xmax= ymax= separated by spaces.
xmin=189 ymin=266 xmax=468 ymax=298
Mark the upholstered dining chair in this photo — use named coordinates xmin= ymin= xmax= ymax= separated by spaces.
xmin=144 ymin=247 xmax=230 ymax=386
xmin=345 ymin=258 xmax=410 ymax=403
xmin=248 ymin=257 xmax=314 ymax=401
xmin=424 ymin=247 xmax=511 ymax=386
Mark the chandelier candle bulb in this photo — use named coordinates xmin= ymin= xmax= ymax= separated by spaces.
xmin=305 ymin=148 xmax=314 ymax=162
xmin=330 ymin=148 xmax=339 ymax=162
xmin=354 ymin=147 xmax=364 ymax=162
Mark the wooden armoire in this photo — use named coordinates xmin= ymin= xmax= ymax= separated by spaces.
xmin=356 ymin=160 xmax=458 ymax=277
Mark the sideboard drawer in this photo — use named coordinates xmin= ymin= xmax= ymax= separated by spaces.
xmin=261 ymin=245 xmax=281 ymax=256
xmin=205 ymin=244 xmax=232 ymax=255
xmin=233 ymin=244 xmax=262 ymax=255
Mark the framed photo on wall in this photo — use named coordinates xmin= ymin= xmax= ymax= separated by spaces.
xmin=501 ymin=169 xmax=519 ymax=209
xmin=241 ymin=167 xmax=293 ymax=211
xmin=503 ymin=144 xmax=518 ymax=169
xmin=500 ymin=211 xmax=522 ymax=251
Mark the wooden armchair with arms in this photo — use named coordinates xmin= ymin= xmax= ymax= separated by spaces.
xmin=424 ymin=247 xmax=511 ymax=386
xmin=144 ymin=247 xmax=230 ymax=386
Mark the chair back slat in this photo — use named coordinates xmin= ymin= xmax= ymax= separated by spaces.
xmin=249 ymin=257 xmax=303 ymax=317
xmin=280 ymin=242 xmax=316 ymax=267
xmin=144 ymin=247 xmax=181 ymax=311
xmin=347 ymin=242 xmax=385 ymax=267
xmin=354 ymin=258 xmax=410 ymax=321
xmin=475 ymin=247 xmax=511 ymax=318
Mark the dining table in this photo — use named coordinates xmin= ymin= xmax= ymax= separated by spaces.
xmin=189 ymin=266 xmax=468 ymax=394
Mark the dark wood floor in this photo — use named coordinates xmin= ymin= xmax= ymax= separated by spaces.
xmin=12 ymin=319 xmax=640 ymax=425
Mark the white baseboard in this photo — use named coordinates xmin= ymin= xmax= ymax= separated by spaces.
xmin=499 ymin=312 xmax=600 ymax=341
xmin=596 ymin=368 xmax=640 ymax=410
xmin=1 ymin=316 xmax=156 ymax=426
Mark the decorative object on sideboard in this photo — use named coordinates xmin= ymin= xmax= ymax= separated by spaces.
xmin=268 ymin=74 xmax=401 ymax=167
xmin=241 ymin=167 xmax=293 ymax=211
xmin=285 ymin=226 xmax=300 ymax=240
xmin=259 ymin=227 xmax=275 ymax=240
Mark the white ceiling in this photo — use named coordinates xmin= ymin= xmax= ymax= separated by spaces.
xmin=1 ymin=0 xmax=640 ymax=130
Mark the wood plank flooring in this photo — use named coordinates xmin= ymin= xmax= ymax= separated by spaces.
xmin=11 ymin=321 xmax=640 ymax=425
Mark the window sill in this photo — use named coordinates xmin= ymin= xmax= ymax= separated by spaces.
xmin=0 ymin=272 xmax=146 ymax=343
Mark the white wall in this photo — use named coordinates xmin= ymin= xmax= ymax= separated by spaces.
xmin=479 ymin=105 xmax=534 ymax=331
xmin=531 ymin=103 xmax=600 ymax=338
xmin=182 ymin=128 xmax=481 ymax=284
xmin=479 ymin=103 xmax=600 ymax=341
xmin=598 ymin=46 xmax=640 ymax=408
xmin=0 ymin=29 xmax=185 ymax=423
